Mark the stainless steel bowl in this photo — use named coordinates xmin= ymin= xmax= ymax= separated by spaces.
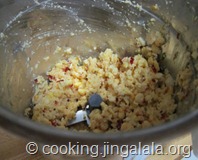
xmin=0 ymin=0 xmax=198 ymax=154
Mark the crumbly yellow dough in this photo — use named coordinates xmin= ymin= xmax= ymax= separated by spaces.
xmin=25 ymin=52 xmax=174 ymax=132
xmin=25 ymin=35 xmax=191 ymax=133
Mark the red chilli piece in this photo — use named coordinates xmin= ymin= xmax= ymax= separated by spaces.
xmin=34 ymin=78 xmax=38 ymax=83
xmin=130 ymin=57 xmax=134 ymax=64
xmin=48 ymin=75 xmax=55 ymax=80
xmin=50 ymin=120 xmax=58 ymax=127
xmin=161 ymin=113 xmax=168 ymax=120
xmin=63 ymin=67 xmax=70 ymax=72
xmin=151 ymin=65 xmax=157 ymax=73
xmin=54 ymin=100 xmax=58 ymax=105
xmin=116 ymin=119 xmax=123 ymax=130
